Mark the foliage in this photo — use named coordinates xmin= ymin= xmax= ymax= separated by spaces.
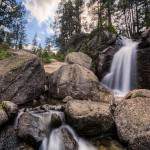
xmin=54 ymin=0 xmax=84 ymax=51
xmin=37 ymin=51 xmax=65 ymax=64
xmin=0 ymin=45 xmax=11 ymax=60
xmin=0 ymin=0 xmax=27 ymax=48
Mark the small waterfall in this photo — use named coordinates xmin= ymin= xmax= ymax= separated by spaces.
xmin=102 ymin=37 xmax=138 ymax=96
xmin=40 ymin=120 xmax=97 ymax=150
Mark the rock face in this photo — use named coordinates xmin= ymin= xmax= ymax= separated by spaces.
xmin=95 ymin=46 xmax=118 ymax=80
xmin=138 ymin=28 xmax=150 ymax=89
xmin=49 ymin=64 xmax=113 ymax=103
xmin=65 ymin=52 xmax=92 ymax=69
xmin=0 ymin=51 xmax=45 ymax=105
xmin=66 ymin=31 xmax=117 ymax=58
xmin=17 ymin=108 xmax=64 ymax=143
xmin=114 ymin=89 xmax=150 ymax=149
xmin=65 ymin=99 xmax=114 ymax=136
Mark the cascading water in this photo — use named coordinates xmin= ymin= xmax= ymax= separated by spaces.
xmin=40 ymin=112 xmax=97 ymax=150
xmin=102 ymin=37 xmax=138 ymax=96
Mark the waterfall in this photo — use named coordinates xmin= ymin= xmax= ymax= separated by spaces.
xmin=40 ymin=117 xmax=97 ymax=150
xmin=102 ymin=37 xmax=138 ymax=96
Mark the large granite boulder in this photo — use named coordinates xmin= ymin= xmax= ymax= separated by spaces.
xmin=114 ymin=89 xmax=150 ymax=149
xmin=17 ymin=107 xmax=64 ymax=143
xmin=65 ymin=99 xmax=114 ymax=136
xmin=0 ymin=51 xmax=46 ymax=105
xmin=138 ymin=28 xmax=150 ymax=89
xmin=49 ymin=64 xmax=114 ymax=103
xmin=65 ymin=52 xmax=92 ymax=69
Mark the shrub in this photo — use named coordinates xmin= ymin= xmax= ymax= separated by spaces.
xmin=0 ymin=45 xmax=11 ymax=60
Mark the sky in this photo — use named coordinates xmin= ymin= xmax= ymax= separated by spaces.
xmin=22 ymin=0 xmax=61 ymax=47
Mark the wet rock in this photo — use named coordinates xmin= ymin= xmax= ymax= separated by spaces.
xmin=137 ymin=28 xmax=150 ymax=89
xmin=65 ymin=100 xmax=114 ymax=136
xmin=49 ymin=64 xmax=114 ymax=103
xmin=95 ymin=46 xmax=118 ymax=80
xmin=61 ymin=127 xmax=78 ymax=150
xmin=138 ymin=28 xmax=150 ymax=48
xmin=0 ymin=50 xmax=45 ymax=105
xmin=114 ymin=93 xmax=150 ymax=149
xmin=51 ymin=113 xmax=62 ymax=129
xmin=17 ymin=107 xmax=64 ymax=143
xmin=65 ymin=52 xmax=92 ymax=69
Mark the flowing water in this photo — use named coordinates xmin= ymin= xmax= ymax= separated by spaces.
xmin=40 ymin=112 xmax=97 ymax=150
xmin=102 ymin=37 xmax=138 ymax=96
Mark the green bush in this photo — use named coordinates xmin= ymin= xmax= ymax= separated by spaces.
xmin=0 ymin=47 xmax=11 ymax=60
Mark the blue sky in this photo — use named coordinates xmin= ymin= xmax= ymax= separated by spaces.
xmin=20 ymin=0 xmax=60 ymax=47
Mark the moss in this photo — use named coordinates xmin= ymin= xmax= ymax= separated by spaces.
xmin=132 ymin=92 xmax=147 ymax=98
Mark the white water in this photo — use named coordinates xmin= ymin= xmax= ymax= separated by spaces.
xmin=39 ymin=112 xmax=97 ymax=150
xmin=40 ymin=125 xmax=97 ymax=150
xmin=102 ymin=37 xmax=138 ymax=96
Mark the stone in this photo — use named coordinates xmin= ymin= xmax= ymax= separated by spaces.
xmin=2 ymin=101 xmax=18 ymax=117
xmin=44 ymin=61 xmax=67 ymax=75
xmin=0 ymin=50 xmax=45 ymax=105
xmin=65 ymin=52 xmax=92 ymax=69
xmin=17 ymin=107 xmax=64 ymax=143
xmin=114 ymin=92 xmax=150 ymax=149
xmin=61 ymin=127 xmax=78 ymax=150
xmin=0 ymin=108 xmax=8 ymax=126
xmin=49 ymin=64 xmax=114 ymax=103
xmin=95 ymin=46 xmax=118 ymax=80
xmin=137 ymin=28 xmax=150 ymax=89
xmin=0 ymin=125 xmax=33 ymax=150
xmin=65 ymin=100 xmax=114 ymax=136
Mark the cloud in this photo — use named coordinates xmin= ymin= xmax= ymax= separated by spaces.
xmin=24 ymin=0 xmax=61 ymax=23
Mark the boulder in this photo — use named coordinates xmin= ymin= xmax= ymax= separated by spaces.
xmin=65 ymin=52 xmax=92 ymax=69
xmin=0 ymin=50 xmax=45 ymax=105
xmin=17 ymin=107 xmax=64 ymax=143
xmin=0 ymin=108 xmax=8 ymax=126
xmin=0 ymin=101 xmax=18 ymax=126
xmin=65 ymin=99 xmax=114 ymax=136
xmin=49 ymin=64 xmax=114 ymax=103
xmin=2 ymin=101 xmax=18 ymax=117
xmin=95 ymin=46 xmax=118 ymax=80
xmin=138 ymin=28 xmax=150 ymax=48
xmin=114 ymin=90 xmax=150 ymax=149
xmin=137 ymin=28 xmax=150 ymax=89
xmin=0 ymin=125 xmax=34 ymax=150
